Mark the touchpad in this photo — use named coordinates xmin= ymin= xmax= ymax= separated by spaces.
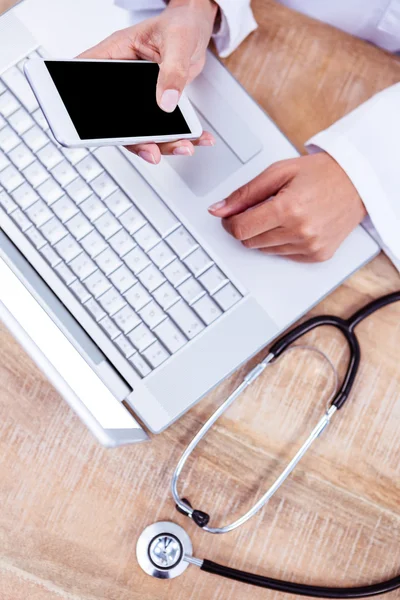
xmin=164 ymin=111 xmax=241 ymax=196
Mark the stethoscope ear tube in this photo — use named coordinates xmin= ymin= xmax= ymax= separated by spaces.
xmin=269 ymin=315 xmax=361 ymax=410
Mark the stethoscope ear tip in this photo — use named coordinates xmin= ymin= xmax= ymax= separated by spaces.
xmin=136 ymin=521 xmax=193 ymax=579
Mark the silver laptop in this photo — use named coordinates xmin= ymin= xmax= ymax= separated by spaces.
xmin=0 ymin=0 xmax=379 ymax=446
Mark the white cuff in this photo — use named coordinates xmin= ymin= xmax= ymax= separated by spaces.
xmin=115 ymin=0 xmax=258 ymax=57
xmin=305 ymin=84 xmax=400 ymax=273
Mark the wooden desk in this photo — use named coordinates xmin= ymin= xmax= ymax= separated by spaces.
xmin=1 ymin=2 xmax=400 ymax=599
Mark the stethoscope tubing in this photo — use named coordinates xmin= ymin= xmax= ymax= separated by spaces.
xmin=171 ymin=291 xmax=400 ymax=598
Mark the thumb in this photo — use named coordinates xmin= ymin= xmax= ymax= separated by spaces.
xmin=156 ymin=38 xmax=192 ymax=112
xmin=208 ymin=160 xmax=298 ymax=217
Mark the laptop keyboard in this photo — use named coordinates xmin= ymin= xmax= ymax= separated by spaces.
xmin=0 ymin=49 xmax=243 ymax=378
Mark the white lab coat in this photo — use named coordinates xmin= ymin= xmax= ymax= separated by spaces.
xmin=117 ymin=0 xmax=400 ymax=271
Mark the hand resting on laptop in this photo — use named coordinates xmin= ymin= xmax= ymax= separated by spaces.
xmin=79 ymin=0 xmax=217 ymax=164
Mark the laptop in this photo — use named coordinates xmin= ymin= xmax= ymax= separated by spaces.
xmin=0 ymin=0 xmax=379 ymax=446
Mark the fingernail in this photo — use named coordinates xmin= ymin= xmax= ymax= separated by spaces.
xmin=198 ymin=139 xmax=215 ymax=147
xmin=173 ymin=146 xmax=193 ymax=156
xmin=160 ymin=89 xmax=179 ymax=112
xmin=208 ymin=200 xmax=226 ymax=212
xmin=138 ymin=150 xmax=156 ymax=164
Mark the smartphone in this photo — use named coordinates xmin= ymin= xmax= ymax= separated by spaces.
xmin=24 ymin=59 xmax=203 ymax=148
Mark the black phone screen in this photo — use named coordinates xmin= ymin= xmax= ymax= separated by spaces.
xmin=45 ymin=60 xmax=191 ymax=140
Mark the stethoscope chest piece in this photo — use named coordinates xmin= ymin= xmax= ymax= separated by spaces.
xmin=137 ymin=521 xmax=193 ymax=579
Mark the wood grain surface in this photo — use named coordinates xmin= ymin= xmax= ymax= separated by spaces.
xmin=1 ymin=1 xmax=400 ymax=599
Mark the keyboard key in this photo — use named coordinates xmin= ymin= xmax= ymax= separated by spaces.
xmin=8 ymin=143 xmax=34 ymax=170
xmin=80 ymin=229 xmax=107 ymax=258
xmin=75 ymin=155 xmax=102 ymax=182
xmin=124 ymin=246 xmax=150 ymax=274
xmin=139 ymin=300 xmax=165 ymax=329
xmin=110 ymin=265 xmax=137 ymax=294
xmin=23 ymin=125 xmax=48 ymax=152
xmin=0 ymin=126 xmax=20 ymax=152
xmin=90 ymin=171 xmax=117 ymax=199
xmin=163 ymin=259 xmax=190 ymax=287
xmin=80 ymin=194 xmax=107 ymax=222
xmin=66 ymin=213 xmax=93 ymax=240
xmin=142 ymin=341 xmax=169 ymax=368
xmin=25 ymin=226 xmax=46 ymax=249
xmin=153 ymin=318 xmax=186 ymax=353
xmin=114 ymin=334 xmax=136 ymax=358
xmin=199 ymin=265 xmax=229 ymax=294
xmin=32 ymin=108 xmax=49 ymax=130
xmin=137 ymin=264 xmax=166 ymax=293
xmin=0 ymin=165 xmax=24 ymax=192
xmin=213 ymin=283 xmax=242 ymax=310
xmin=118 ymin=205 xmax=146 ymax=234
xmin=2 ymin=66 xmax=38 ymax=112
xmin=166 ymin=226 xmax=198 ymax=258
xmin=127 ymin=323 xmax=156 ymax=352
xmin=37 ymin=143 xmax=63 ymax=169
xmin=40 ymin=217 xmax=68 ymax=245
xmin=94 ymin=247 xmax=122 ymax=276
xmin=69 ymin=280 xmax=91 ymax=303
xmin=0 ymin=91 xmax=19 ymax=117
xmin=177 ymin=277 xmax=205 ymax=305
xmin=192 ymin=295 xmax=222 ymax=325
xmin=129 ymin=353 xmax=151 ymax=377
xmin=183 ymin=247 xmax=213 ymax=277
xmin=8 ymin=107 xmax=34 ymax=135
xmin=133 ymin=223 xmax=161 ymax=252
xmin=37 ymin=178 xmax=64 ymax=204
xmin=69 ymin=252 xmax=97 ymax=280
xmin=55 ymin=262 xmax=76 ymax=285
xmin=51 ymin=195 xmax=78 ymax=223
xmin=0 ymin=149 xmax=10 ymax=171
xmin=153 ymin=281 xmax=180 ymax=310
xmin=108 ymin=228 xmax=136 ymax=257
xmin=11 ymin=208 xmax=31 ymax=231
xmin=84 ymin=270 xmax=111 ymax=298
xmin=0 ymin=82 xmax=5 ymax=94
xmin=23 ymin=160 xmax=49 ymax=188
xmin=168 ymin=300 xmax=205 ymax=339
xmin=98 ymin=287 xmax=125 ymax=316
xmin=65 ymin=178 xmax=92 ymax=204
xmin=60 ymin=146 xmax=88 ymax=165
xmin=148 ymin=241 xmax=175 ymax=269
xmin=124 ymin=282 xmax=151 ymax=312
xmin=94 ymin=211 xmax=121 ymax=239
xmin=39 ymin=244 xmax=61 ymax=267
xmin=26 ymin=199 xmax=52 ymax=227
xmin=54 ymin=235 xmax=82 ymax=262
xmin=84 ymin=297 xmax=106 ymax=322
xmin=99 ymin=315 xmax=120 ymax=340
xmin=51 ymin=160 xmax=77 ymax=187
xmin=113 ymin=305 xmax=141 ymax=334
xmin=11 ymin=183 xmax=38 ymax=209
xmin=105 ymin=189 xmax=131 ymax=217
xmin=0 ymin=189 xmax=17 ymax=213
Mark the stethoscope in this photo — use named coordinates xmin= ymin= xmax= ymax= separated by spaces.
xmin=137 ymin=291 xmax=400 ymax=598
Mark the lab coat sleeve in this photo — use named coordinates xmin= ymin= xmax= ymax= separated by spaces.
xmin=306 ymin=82 xmax=400 ymax=271
xmin=114 ymin=0 xmax=258 ymax=57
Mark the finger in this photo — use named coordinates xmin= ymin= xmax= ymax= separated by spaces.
xmin=156 ymin=38 xmax=192 ymax=112
xmin=158 ymin=131 xmax=215 ymax=156
xmin=259 ymin=244 xmax=305 ymax=256
xmin=242 ymin=227 xmax=297 ymax=249
xmin=124 ymin=143 xmax=161 ymax=164
xmin=78 ymin=29 xmax=138 ymax=60
xmin=208 ymin=160 xmax=298 ymax=217
xmin=222 ymin=197 xmax=284 ymax=241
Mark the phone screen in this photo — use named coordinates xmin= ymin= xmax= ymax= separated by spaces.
xmin=45 ymin=61 xmax=191 ymax=140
